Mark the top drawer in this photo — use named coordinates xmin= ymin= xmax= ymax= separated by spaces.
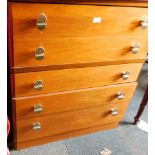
xmin=11 ymin=3 xmax=148 ymax=37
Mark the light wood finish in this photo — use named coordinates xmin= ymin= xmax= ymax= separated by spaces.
xmin=11 ymin=3 xmax=147 ymax=37
xmin=14 ymin=82 xmax=137 ymax=119
xmin=8 ymin=0 xmax=148 ymax=150
xmin=14 ymin=63 xmax=142 ymax=97
xmin=16 ymin=102 xmax=127 ymax=142
xmin=13 ymin=36 xmax=148 ymax=68
xmin=13 ymin=59 xmax=145 ymax=74
xmin=9 ymin=0 xmax=148 ymax=7
xmin=15 ymin=122 xmax=118 ymax=149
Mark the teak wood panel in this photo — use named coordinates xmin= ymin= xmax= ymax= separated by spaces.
xmin=15 ymin=122 xmax=118 ymax=149
xmin=16 ymin=102 xmax=127 ymax=142
xmin=13 ymin=36 xmax=148 ymax=68
xmin=13 ymin=59 xmax=145 ymax=74
xmin=11 ymin=3 xmax=148 ymax=37
xmin=14 ymin=82 xmax=137 ymax=119
xmin=9 ymin=0 xmax=148 ymax=7
xmin=14 ymin=63 xmax=142 ymax=97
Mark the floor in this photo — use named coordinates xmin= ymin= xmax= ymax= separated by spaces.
xmin=11 ymin=64 xmax=148 ymax=155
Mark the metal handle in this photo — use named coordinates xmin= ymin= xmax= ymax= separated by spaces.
xmin=33 ymin=122 xmax=41 ymax=130
xmin=111 ymin=109 xmax=118 ymax=116
xmin=34 ymin=104 xmax=43 ymax=113
xmin=140 ymin=19 xmax=148 ymax=29
xmin=117 ymin=92 xmax=125 ymax=100
xmin=130 ymin=43 xmax=140 ymax=54
xmin=34 ymin=80 xmax=43 ymax=90
xmin=35 ymin=47 xmax=45 ymax=60
xmin=122 ymin=71 xmax=130 ymax=80
xmin=36 ymin=13 xmax=47 ymax=30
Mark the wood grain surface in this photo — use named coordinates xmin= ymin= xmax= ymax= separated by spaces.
xmin=13 ymin=82 xmax=137 ymax=118
xmin=9 ymin=0 xmax=148 ymax=7
xmin=14 ymin=63 xmax=142 ymax=97
xmin=11 ymin=3 xmax=148 ymax=37
xmin=15 ymin=122 xmax=118 ymax=149
xmin=8 ymin=1 xmax=148 ymax=150
xmin=15 ymin=102 xmax=127 ymax=142
xmin=13 ymin=36 xmax=148 ymax=68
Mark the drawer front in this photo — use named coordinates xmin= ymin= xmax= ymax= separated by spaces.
xmin=13 ymin=37 xmax=147 ymax=68
xmin=14 ymin=82 xmax=137 ymax=119
xmin=16 ymin=103 xmax=127 ymax=142
xmin=12 ymin=3 xmax=147 ymax=37
xmin=14 ymin=63 xmax=142 ymax=97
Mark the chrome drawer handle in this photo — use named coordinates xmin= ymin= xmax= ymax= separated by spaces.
xmin=122 ymin=71 xmax=130 ymax=80
xmin=34 ymin=104 xmax=43 ymax=113
xmin=111 ymin=109 xmax=118 ymax=116
xmin=36 ymin=13 xmax=47 ymax=30
xmin=34 ymin=80 xmax=43 ymax=90
xmin=35 ymin=47 xmax=45 ymax=60
xmin=117 ymin=92 xmax=125 ymax=100
xmin=140 ymin=19 xmax=148 ymax=29
xmin=130 ymin=43 xmax=140 ymax=54
xmin=33 ymin=122 xmax=41 ymax=130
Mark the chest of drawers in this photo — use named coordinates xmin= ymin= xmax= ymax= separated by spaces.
xmin=8 ymin=0 xmax=148 ymax=149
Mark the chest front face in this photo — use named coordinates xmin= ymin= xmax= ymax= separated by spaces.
xmin=8 ymin=0 xmax=148 ymax=149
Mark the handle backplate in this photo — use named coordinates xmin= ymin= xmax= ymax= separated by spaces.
xmin=34 ymin=80 xmax=43 ymax=90
xmin=35 ymin=47 xmax=45 ymax=60
xmin=117 ymin=92 xmax=125 ymax=100
xmin=122 ymin=71 xmax=130 ymax=80
xmin=33 ymin=122 xmax=41 ymax=130
xmin=34 ymin=104 xmax=43 ymax=113
xmin=111 ymin=109 xmax=118 ymax=116
xmin=36 ymin=13 xmax=47 ymax=30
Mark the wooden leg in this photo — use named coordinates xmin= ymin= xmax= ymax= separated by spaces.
xmin=134 ymin=86 xmax=148 ymax=124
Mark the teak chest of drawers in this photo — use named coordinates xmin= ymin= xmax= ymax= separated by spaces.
xmin=8 ymin=0 xmax=148 ymax=149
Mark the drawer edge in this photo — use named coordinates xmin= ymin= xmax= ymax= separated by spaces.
xmin=8 ymin=1 xmax=148 ymax=8
xmin=14 ymin=122 xmax=119 ymax=149
xmin=12 ymin=59 xmax=145 ymax=74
